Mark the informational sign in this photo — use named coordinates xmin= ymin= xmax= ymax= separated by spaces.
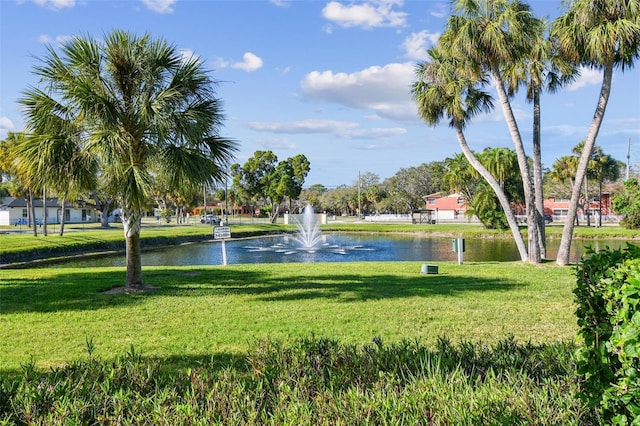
xmin=214 ymin=226 xmax=231 ymax=239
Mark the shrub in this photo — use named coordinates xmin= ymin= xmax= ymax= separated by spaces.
xmin=574 ymin=243 xmax=640 ymax=424
xmin=0 ymin=337 xmax=595 ymax=425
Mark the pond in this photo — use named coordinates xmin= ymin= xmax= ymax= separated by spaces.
xmin=50 ymin=233 xmax=629 ymax=268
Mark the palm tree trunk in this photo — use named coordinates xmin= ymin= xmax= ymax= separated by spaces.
xmin=42 ymin=186 xmax=48 ymax=237
xmin=556 ymin=62 xmax=613 ymax=266
xmin=532 ymin=86 xmax=546 ymax=258
xmin=491 ymin=68 xmax=540 ymax=263
xmin=29 ymin=190 xmax=37 ymax=237
xmin=59 ymin=197 xmax=66 ymax=236
xmin=123 ymin=206 xmax=144 ymax=290
xmin=584 ymin=177 xmax=590 ymax=227
xmin=454 ymin=121 xmax=528 ymax=261
xmin=598 ymin=180 xmax=603 ymax=228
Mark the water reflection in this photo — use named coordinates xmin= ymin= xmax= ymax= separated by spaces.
xmin=48 ymin=233 xmax=627 ymax=268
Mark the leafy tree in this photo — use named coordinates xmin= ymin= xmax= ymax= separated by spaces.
xmin=612 ymin=178 xmax=640 ymax=229
xmin=299 ymin=184 xmax=327 ymax=211
xmin=551 ymin=0 xmax=640 ymax=265
xmin=383 ymin=163 xmax=441 ymax=214
xmin=232 ymin=151 xmax=310 ymax=222
xmin=270 ymin=154 xmax=310 ymax=221
xmin=20 ymin=30 xmax=237 ymax=290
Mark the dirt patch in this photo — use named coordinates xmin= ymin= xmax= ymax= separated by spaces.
xmin=102 ymin=285 xmax=159 ymax=295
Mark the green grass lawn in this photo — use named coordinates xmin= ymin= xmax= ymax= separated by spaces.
xmin=0 ymin=261 xmax=577 ymax=374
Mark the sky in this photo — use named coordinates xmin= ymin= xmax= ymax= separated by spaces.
xmin=1 ymin=0 xmax=639 ymax=189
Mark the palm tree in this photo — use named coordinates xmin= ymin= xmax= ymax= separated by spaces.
xmin=592 ymin=153 xmax=623 ymax=227
xmin=503 ymin=17 xmax=578 ymax=258
xmin=17 ymin=89 xmax=98 ymax=236
xmin=20 ymin=30 xmax=237 ymax=290
xmin=412 ymin=46 xmax=529 ymax=261
xmin=551 ymin=0 xmax=640 ymax=266
xmin=439 ymin=0 xmax=543 ymax=263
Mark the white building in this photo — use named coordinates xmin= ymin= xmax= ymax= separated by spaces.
xmin=0 ymin=197 xmax=95 ymax=226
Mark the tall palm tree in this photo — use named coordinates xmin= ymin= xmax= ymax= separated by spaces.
xmin=503 ymin=17 xmax=579 ymax=258
xmin=439 ymin=0 xmax=542 ymax=263
xmin=551 ymin=0 xmax=640 ymax=265
xmin=413 ymin=46 xmax=529 ymax=261
xmin=20 ymin=30 xmax=237 ymax=290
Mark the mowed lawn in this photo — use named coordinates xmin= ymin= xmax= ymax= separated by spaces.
xmin=0 ymin=261 xmax=577 ymax=373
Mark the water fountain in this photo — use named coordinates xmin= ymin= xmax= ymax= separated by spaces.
xmin=244 ymin=205 xmax=372 ymax=257
xmin=290 ymin=204 xmax=324 ymax=250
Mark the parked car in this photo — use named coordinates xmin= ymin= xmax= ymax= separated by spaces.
xmin=544 ymin=213 xmax=553 ymax=224
xmin=14 ymin=218 xmax=42 ymax=226
xmin=200 ymin=214 xmax=221 ymax=225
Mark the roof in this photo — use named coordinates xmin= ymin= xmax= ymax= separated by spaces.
xmin=0 ymin=197 xmax=62 ymax=208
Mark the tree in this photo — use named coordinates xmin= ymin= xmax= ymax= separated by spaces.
xmin=1 ymin=132 xmax=39 ymax=235
xmin=443 ymin=148 xmax=524 ymax=230
xmin=439 ymin=0 xmax=543 ymax=263
xmin=232 ymin=151 xmax=310 ymax=222
xmin=592 ymin=152 xmax=623 ymax=227
xmin=269 ymin=154 xmax=310 ymax=221
xmin=299 ymin=184 xmax=327 ymax=210
xmin=20 ymin=31 xmax=237 ymax=290
xmin=551 ymin=0 xmax=640 ymax=265
xmin=383 ymin=163 xmax=441 ymax=214
xmin=613 ymin=178 xmax=640 ymax=228
xmin=503 ymin=17 xmax=578 ymax=257
xmin=412 ymin=46 xmax=529 ymax=261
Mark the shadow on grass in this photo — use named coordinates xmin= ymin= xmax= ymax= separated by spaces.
xmin=0 ymin=264 xmax=519 ymax=314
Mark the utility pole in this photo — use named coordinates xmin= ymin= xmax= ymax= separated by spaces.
xmin=358 ymin=171 xmax=361 ymax=219
xmin=626 ymin=137 xmax=631 ymax=181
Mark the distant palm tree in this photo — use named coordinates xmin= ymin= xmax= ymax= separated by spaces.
xmin=551 ymin=0 xmax=640 ymax=266
xmin=21 ymin=30 xmax=237 ymax=290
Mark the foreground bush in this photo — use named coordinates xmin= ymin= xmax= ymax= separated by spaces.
xmin=575 ymin=243 xmax=640 ymax=424
xmin=0 ymin=336 xmax=596 ymax=425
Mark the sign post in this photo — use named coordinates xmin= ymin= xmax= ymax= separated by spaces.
xmin=214 ymin=226 xmax=231 ymax=265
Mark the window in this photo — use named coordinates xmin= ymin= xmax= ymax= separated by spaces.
xmin=457 ymin=197 xmax=464 ymax=205
xmin=428 ymin=199 xmax=436 ymax=205
xmin=64 ymin=209 xmax=70 ymax=221
xmin=22 ymin=209 xmax=28 ymax=218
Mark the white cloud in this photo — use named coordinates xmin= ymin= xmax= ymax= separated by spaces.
xmin=231 ymin=52 xmax=264 ymax=72
xmin=300 ymin=62 xmax=419 ymax=121
xmin=141 ymin=0 xmax=176 ymax=14
xmin=256 ymin=137 xmax=296 ymax=150
xmin=37 ymin=34 xmax=73 ymax=45
xmin=0 ymin=117 xmax=15 ymax=138
xmin=429 ymin=2 xmax=447 ymax=18
xmin=402 ymin=31 xmax=439 ymax=61
xmin=269 ymin=0 xmax=291 ymax=7
xmin=248 ymin=119 xmax=358 ymax=134
xmin=568 ymin=67 xmax=602 ymax=91
xmin=248 ymin=119 xmax=406 ymax=140
xmin=31 ymin=0 xmax=76 ymax=10
xmin=322 ymin=0 xmax=407 ymax=30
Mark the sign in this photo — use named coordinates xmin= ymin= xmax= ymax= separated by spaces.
xmin=214 ymin=226 xmax=231 ymax=239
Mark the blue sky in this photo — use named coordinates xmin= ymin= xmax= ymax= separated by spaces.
xmin=1 ymin=0 xmax=639 ymax=188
